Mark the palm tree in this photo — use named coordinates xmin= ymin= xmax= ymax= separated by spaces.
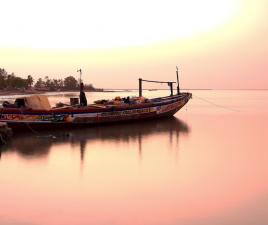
xmin=27 ymin=75 xmax=34 ymax=88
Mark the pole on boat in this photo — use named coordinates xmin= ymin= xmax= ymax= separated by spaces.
xmin=139 ymin=78 xmax=142 ymax=97
xmin=77 ymin=68 xmax=82 ymax=85
xmin=139 ymin=78 xmax=176 ymax=96
xmin=176 ymin=66 xmax=180 ymax=94
xmin=169 ymin=82 xmax=174 ymax=96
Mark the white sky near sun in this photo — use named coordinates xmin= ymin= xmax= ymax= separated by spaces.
xmin=0 ymin=0 xmax=240 ymax=49
xmin=2 ymin=0 xmax=267 ymax=89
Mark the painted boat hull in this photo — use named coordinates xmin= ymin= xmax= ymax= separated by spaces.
xmin=0 ymin=93 xmax=191 ymax=131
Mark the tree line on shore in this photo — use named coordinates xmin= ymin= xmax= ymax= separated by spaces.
xmin=0 ymin=68 xmax=102 ymax=91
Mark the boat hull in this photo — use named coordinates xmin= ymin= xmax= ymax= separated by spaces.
xmin=0 ymin=93 xmax=191 ymax=131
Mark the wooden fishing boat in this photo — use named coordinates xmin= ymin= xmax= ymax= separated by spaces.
xmin=0 ymin=75 xmax=192 ymax=130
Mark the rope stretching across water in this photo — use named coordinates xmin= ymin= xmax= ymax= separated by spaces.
xmin=193 ymin=94 xmax=240 ymax=112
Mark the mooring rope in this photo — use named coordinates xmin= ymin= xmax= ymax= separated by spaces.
xmin=19 ymin=107 xmax=57 ymax=139
xmin=193 ymin=94 xmax=240 ymax=112
xmin=0 ymin=133 xmax=6 ymax=145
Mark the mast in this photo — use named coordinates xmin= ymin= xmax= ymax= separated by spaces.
xmin=77 ymin=68 xmax=82 ymax=85
xmin=139 ymin=78 xmax=142 ymax=97
xmin=176 ymin=66 xmax=180 ymax=94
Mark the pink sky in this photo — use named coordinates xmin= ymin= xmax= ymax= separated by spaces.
xmin=0 ymin=0 xmax=267 ymax=89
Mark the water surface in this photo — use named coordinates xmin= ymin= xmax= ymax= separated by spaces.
xmin=1 ymin=90 xmax=268 ymax=225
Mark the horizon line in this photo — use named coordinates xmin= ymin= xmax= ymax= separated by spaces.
xmin=103 ymin=88 xmax=268 ymax=91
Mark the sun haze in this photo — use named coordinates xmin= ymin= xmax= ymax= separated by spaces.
xmin=0 ymin=0 xmax=267 ymax=89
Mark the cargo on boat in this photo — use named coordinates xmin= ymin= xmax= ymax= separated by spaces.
xmin=0 ymin=74 xmax=192 ymax=130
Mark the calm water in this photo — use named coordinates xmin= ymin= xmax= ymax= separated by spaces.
xmin=0 ymin=90 xmax=268 ymax=225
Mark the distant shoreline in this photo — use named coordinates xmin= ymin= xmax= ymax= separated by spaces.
xmin=0 ymin=90 xmax=44 ymax=96
xmin=0 ymin=89 xmax=106 ymax=96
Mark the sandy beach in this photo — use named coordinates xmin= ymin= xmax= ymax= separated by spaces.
xmin=0 ymin=90 xmax=45 ymax=96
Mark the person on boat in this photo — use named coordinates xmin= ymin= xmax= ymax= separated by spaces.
xmin=79 ymin=82 xmax=87 ymax=106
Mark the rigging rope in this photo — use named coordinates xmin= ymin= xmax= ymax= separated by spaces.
xmin=19 ymin=107 xmax=56 ymax=139
xmin=193 ymin=94 xmax=240 ymax=112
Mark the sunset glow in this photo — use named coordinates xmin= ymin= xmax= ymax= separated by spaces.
xmin=0 ymin=0 xmax=240 ymax=49
xmin=0 ymin=0 xmax=267 ymax=89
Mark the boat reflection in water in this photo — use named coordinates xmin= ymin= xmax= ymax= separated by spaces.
xmin=0 ymin=117 xmax=190 ymax=161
